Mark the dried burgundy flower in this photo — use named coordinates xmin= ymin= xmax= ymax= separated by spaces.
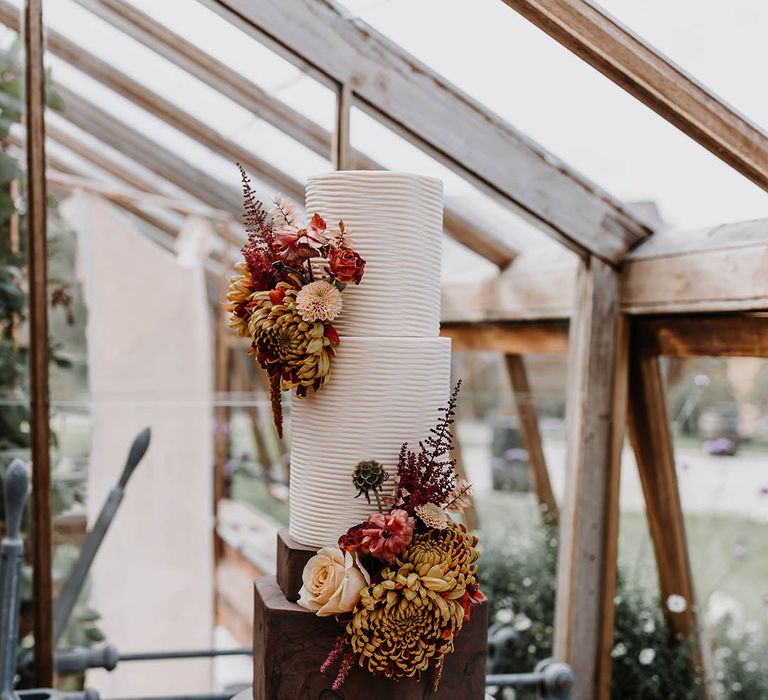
xmin=275 ymin=212 xmax=329 ymax=264
xmin=339 ymin=523 xmax=366 ymax=554
xmin=237 ymin=164 xmax=278 ymax=292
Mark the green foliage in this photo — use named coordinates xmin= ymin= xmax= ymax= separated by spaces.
xmin=610 ymin=587 xmax=699 ymax=699
xmin=711 ymin=620 xmax=768 ymax=699
xmin=479 ymin=523 xmax=766 ymax=699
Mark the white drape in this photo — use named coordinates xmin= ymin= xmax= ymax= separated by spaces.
xmin=61 ymin=193 xmax=215 ymax=696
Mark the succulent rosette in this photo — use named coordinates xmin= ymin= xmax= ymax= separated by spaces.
xmin=224 ymin=167 xmax=366 ymax=436
xmin=299 ymin=382 xmax=484 ymax=691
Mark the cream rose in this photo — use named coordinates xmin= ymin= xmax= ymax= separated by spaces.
xmin=297 ymin=547 xmax=370 ymax=616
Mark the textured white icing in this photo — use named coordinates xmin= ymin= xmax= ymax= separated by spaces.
xmin=289 ymin=171 xmax=449 ymax=547
xmin=305 ymin=171 xmax=443 ymax=338
xmin=289 ymin=336 xmax=451 ymax=547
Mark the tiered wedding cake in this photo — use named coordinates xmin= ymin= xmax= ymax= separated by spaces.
xmin=289 ymin=171 xmax=451 ymax=547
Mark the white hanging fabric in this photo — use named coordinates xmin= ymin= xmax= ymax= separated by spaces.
xmin=61 ymin=192 xmax=215 ymax=696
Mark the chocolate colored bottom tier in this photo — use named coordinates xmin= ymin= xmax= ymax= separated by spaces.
xmin=253 ymin=574 xmax=488 ymax=700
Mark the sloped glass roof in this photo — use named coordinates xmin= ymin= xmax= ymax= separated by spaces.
xmin=8 ymin=0 xmax=763 ymax=266
xmin=599 ymin=0 xmax=768 ymax=128
xmin=336 ymin=0 xmax=768 ymax=231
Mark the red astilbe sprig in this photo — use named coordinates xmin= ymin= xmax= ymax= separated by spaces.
xmin=237 ymin=163 xmax=278 ymax=291
xmin=395 ymin=381 xmax=462 ymax=511
xmin=268 ymin=372 xmax=284 ymax=440
xmin=321 ymin=635 xmax=355 ymax=690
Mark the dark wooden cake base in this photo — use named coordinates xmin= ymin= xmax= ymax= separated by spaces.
xmin=253 ymin=529 xmax=488 ymax=700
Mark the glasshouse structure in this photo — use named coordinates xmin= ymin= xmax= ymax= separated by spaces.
xmin=3 ymin=1 xmax=768 ymax=700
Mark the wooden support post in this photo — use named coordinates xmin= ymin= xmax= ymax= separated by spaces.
xmin=25 ymin=0 xmax=53 ymax=685
xmin=554 ymin=257 xmax=626 ymax=700
xmin=627 ymin=350 xmax=716 ymax=697
xmin=504 ymin=354 xmax=558 ymax=524
xmin=332 ymin=83 xmax=352 ymax=170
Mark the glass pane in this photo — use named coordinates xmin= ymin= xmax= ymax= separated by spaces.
xmin=616 ymin=356 xmax=768 ymax=695
xmin=598 ymin=0 xmax=768 ymax=128
xmin=668 ymin=357 xmax=768 ymax=695
xmin=28 ymin=1 xmax=337 ymax=692
xmin=459 ymin=350 xmax=566 ymax=689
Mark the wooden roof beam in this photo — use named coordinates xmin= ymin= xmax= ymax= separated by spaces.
xmin=47 ymin=122 xmax=199 ymax=206
xmin=442 ymin=218 xmax=768 ymax=322
xmin=9 ymin=131 xmax=227 ymax=255
xmin=500 ymin=0 xmax=768 ymax=192
xmin=42 ymin=122 xmax=245 ymax=250
xmin=50 ymin=84 xmax=244 ymax=215
xmin=39 ymin=0 xmax=517 ymax=267
xmin=198 ymin=0 xmax=652 ymax=263
xmin=0 ymin=2 xmax=306 ymax=205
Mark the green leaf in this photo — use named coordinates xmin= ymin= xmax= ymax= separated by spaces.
xmin=0 ymin=153 xmax=20 ymax=184
xmin=45 ymin=85 xmax=64 ymax=112
xmin=85 ymin=627 xmax=105 ymax=643
xmin=0 ymin=189 xmax=15 ymax=219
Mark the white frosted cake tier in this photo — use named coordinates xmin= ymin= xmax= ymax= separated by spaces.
xmin=305 ymin=171 xmax=442 ymax=338
xmin=289 ymin=336 xmax=451 ymax=547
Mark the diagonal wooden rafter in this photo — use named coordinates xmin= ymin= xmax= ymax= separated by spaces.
xmin=198 ymin=0 xmax=653 ymax=263
xmin=52 ymin=84 xmax=244 ymax=214
xmin=41 ymin=121 xmax=246 ymax=251
xmin=46 ymin=122 xmax=202 ymax=209
xmin=43 ymin=150 xmax=181 ymax=241
xmin=0 ymin=1 xmax=517 ymax=268
xmin=9 ymin=130 xmax=239 ymax=269
xmin=500 ymin=0 xmax=768 ymax=193
xmin=0 ymin=4 xmax=306 ymax=204
xmin=71 ymin=0 xmax=331 ymax=156
xmin=504 ymin=354 xmax=558 ymax=524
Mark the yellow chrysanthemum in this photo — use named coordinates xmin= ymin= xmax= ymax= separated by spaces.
xmin=399 ymin=521 xmax=480 ymax=602
xmin=224 ymin=261 xmax=257 ymax=338
xmin=248 ymin=281 xmax=336 ymax=395
xmin=347 ymin=521 xmax=481 ymax=681
xmin=347 ymin=562 xmax=463 ymax=679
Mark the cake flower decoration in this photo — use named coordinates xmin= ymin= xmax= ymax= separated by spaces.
xmin=297 ymin=381 xmax=484 ymax=691
xmin=224 ymin=166 xmax=366 ymax=437
xmin=351 ymin=459 xmax=389 ymax=508
xmin=298 ymin=547 xmax=371 ymax=617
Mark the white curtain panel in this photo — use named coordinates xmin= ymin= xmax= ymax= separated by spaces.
xmin=61 ymin=193 xmax=215 ymax=696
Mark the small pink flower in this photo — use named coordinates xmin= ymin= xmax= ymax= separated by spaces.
xmin=360 ymin=508 xmax=414 ymax=563
xmin=274 ymin=213 xmax=329 ymax=263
